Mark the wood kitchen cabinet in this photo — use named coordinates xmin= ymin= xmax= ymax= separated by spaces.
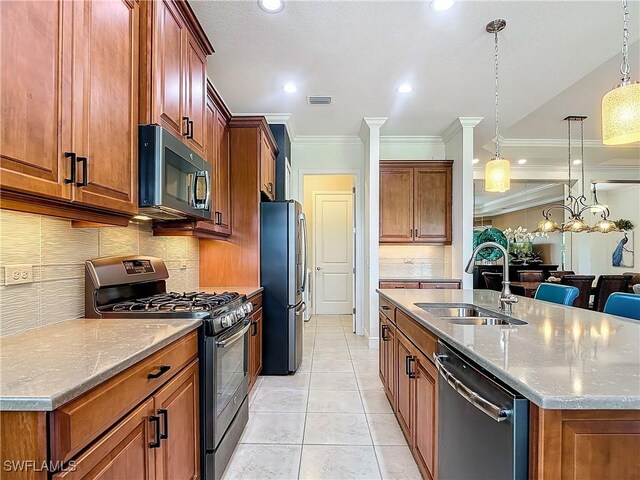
xmin=379 ymin=161 xmax=453 ymax=245
xmin=248 ymin=306 xmax=263 ymax=391
xmin=260 ymin=132 xmax=276 ymax=201
xmin=2 ymin=333 xmax=200 ymax=480
xmin=0 ymin=0 xmax=139 ymax=224
xmin=395 ymin=331 xmax=416 ymax=442
xmin=379 ymin=312 xmax=397 ymax=410
xmin=139 ymin=0 xmax=213 ymax=157
xmin=414 ymin=349 xmax=438 ymax=480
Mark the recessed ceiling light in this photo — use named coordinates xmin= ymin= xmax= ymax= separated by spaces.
xmin=518 ymin=158 xmax=528 ymax=164
xmin=283 ymin=82 xmax=297 ymax=93
xmin=472 ymin=158 xmax=480 ymax=164
xmin=573 ymin=159 xmax=582 ymax=165
xmin=396 ymin=83 xmax=413 ymax=94
xmin=430 ymin=0 xmax=455 ymax=11
xmin=258 ymin=0 xmax=284 ymax=13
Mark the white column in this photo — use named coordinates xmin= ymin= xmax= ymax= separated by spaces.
xmin=360 ymin=117 xmax=387 ymax=347
xmin=443 ymin=117 xmax=483 ymax=288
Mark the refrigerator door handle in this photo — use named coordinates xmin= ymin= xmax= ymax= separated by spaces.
xmin=300 ymin=212 xmax=309 ymax=293
xmin=295 ymin=302 xmax=307 ymax=314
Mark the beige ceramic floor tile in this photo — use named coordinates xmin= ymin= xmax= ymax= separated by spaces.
xmin=250 ymin=389 xmax=308 ymax=413
xmin=240 ymin=412 xmax=306 ymax=444
xmin=309 ymin=372 xmax=359 ymax=391
xmin=375 ymin=445 xmax=422 ymax=480
xmin=356 ymin=373 xmax=385 ymax=391
xmin=222 ymin=444 xmax=302 ymax=480
xmin=307 ymin=389 xmax=364 ymax=413
xmin=299 ymin=445 xmax=381 ymax=480
xmin=304 ymin=413 xmax=371 ymax=445
xmin=260 ymin=373 xmax=311 ymax=390
xmin=361 ymin=390 xmax=393 ymax=414
xmin=367 ymin=414 xmax=407 ymax=445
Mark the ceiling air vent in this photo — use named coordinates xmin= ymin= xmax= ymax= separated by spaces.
xmin=307 ymin=95 xmax=332 ymax=105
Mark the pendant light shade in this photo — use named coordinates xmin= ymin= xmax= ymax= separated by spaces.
xmin=485 ymin=157 xmax=511 ymax=192
xmin=602 ymin=82 xmax=640 ymax=145
xmin=535 ymin=217 xmax=561 ymax=234
xmin=591 ymin=218 xmax=619 ymax=233
xmin=601 ymin=0 xmax=640 ymax=145
xmin=563 ymin=217 xmax=590 ymax=233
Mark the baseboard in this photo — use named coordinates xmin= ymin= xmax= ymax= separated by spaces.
xmin=368 ymin=336 xmax=379 ymax=349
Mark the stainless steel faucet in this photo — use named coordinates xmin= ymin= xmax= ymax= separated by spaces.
xmin=465 ymin=241 xmax=519 ymax=315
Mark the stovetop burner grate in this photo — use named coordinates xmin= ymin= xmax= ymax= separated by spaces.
xmin=106 ymin=291 xmax=240 ymax=313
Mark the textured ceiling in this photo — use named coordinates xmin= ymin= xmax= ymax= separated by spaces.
xmin=191 ymin=0 xmax=639 ymax=147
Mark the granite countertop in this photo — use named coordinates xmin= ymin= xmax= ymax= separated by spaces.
xmin=379 ymin=278 xmax=462 ymax=283
xmin=378 ymin=289 xmax=640 ymax=410
xmin=0 ymin=318 xmax=201 ymax=411
xmin=199 ymin=286 xmax=263 ymax=298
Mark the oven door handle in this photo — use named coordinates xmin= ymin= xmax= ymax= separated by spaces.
xmin=433 ymin=353 xmax=511 ymax=423
xmin=216 ymin=320 xmax=251 ymax=348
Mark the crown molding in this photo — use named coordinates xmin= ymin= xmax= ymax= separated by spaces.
xmin=441 ymin=117 xmax=484 ymax=144
xmin=293 ymin=135 xmax=363 ymax=145
xmin=379 ymin=135 xmax=443 ymax=145
xmin=263 ymin=113 xmax=296 ymax=141
xmin=362 ymin=117 xmax=388 ymax=129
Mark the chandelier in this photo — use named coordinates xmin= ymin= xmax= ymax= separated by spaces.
xmin=484 ymin=19 xmax=511 ymax=193
xmin=601 ymin=0 xmax=640 ymax=145
xmin=535 ymin=116 xmax=618 ymax=234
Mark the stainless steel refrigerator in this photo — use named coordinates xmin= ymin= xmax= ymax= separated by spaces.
xmin=260 ymin=201 xmax=308 ymax=374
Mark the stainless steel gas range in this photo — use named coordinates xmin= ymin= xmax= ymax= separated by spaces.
xmin=85 ymin=255 xmax=252 ymax=480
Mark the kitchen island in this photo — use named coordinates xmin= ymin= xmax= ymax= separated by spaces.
xmin=378 ymin=288 xmax=640 ymax=480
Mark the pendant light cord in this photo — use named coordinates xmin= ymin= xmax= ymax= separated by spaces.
xmin=494 ymin=26 xmax=500 ymax=159
xmin=567 ymin=118 xmax=572 ymax=194
xmin=580 ymin=118 xmax=586 ymax=196
xmin=621 ymin=0 xmax=630 ymax=83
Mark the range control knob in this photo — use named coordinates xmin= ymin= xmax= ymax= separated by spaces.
xmin=220 ymin=314 xmax=233 ymax=328
xmin=244 ymin=302 xmax=253 ymax=314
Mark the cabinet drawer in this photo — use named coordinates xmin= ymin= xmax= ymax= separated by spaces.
xmin=248 ymin=292 xmax=263 ymax=311
xmin=379 ymin=282 xmax=420 ymax=289
xmin=396 ymin=309 xmax=437 ymax=363
xmin=419 ymin=282 xmax=460 ymax=290
xmin=379 ymin=297 xmax=395 ymax=323
xmin=50 ymin=332 xmax=198 ymax=464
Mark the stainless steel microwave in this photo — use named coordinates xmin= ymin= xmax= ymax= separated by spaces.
xmin=139 ymin=125 xmax=211 ymax=220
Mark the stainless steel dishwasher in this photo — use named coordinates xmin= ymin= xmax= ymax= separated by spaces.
xmin=434 ymin=341 xmax=529 ymax=479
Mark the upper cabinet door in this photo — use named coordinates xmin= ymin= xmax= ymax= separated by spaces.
xmin=414 ymin=166 xmax=452 ymax=244
xmin=71 ymin=0 xmax=138 ymax=215
xmin=379 ymin=167 xmax=414 ymax=243
xmin=260 ymin=133 xmax=275 ymax=200
xmin=185 ymin=33 xmax=206 ymax=155
xmin=0 ymin=0 xmax=71 ymax=200
xmin=214 ymin=110 xmax=232 ymax=234
xmin=155 ymin=0 xmax=186 ymax=139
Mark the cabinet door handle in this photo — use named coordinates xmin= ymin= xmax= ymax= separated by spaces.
xmin=182 ymin=116 xmax=190 ymax=137
xmin=414 ymin=228 xmax=418 ymax=237
xmin=405 ymin=355 xmax=416 ymax=378
xmin=76 ymin=156 xmax=88 ymax=187
xmin=158 ymin=409 xmax=169 ymax=440
xmin=149 ymin=415 xmax=161 ymax=448
xmin=147 ymin=365 xmax=171 ymax=379
xmin=64 ymin=152 xmax=76 ymax=184
xmin=268 ymin=182 xmax=273 ymax=193
xmin=187 ymin=119 xmax=194 ymax=139
xmin=381 ymin=324 xmax=388 ymax=341
xmin=251 ymin=321 xmax=258 ymax=337
xmin=410 ymin=228 xmax=414 ymax=238
xmin=381 ymin=305 xmax=391 ymax=311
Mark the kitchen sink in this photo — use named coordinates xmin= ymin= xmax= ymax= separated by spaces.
xmin=415 ymin=303 xmax=528 ymax=326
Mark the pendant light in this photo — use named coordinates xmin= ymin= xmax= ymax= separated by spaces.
xmin=535 ymin=116 xmax=619 ymax=234
xmin=602 ymin=0 xmax=640 ymax=145
xmin=485 ymin=19 xmax=511 ymax=193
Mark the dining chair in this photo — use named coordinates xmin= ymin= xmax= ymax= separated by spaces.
xmin=534 ymin=283 xmax=579 ymax=306
xmin=549 ymin=270 xmax=575 ymax=279
xmin=634 ymin=284 xmax=640 ymax=294
xmin=623 ymin=272 xmax=640 ymax=293
xmin=560 ymin=275 xmax=596 ymax=309
xmin=482 ymin=272 xmax=503 ymax=292
xmin=603 ymin=293 xmax=640 ymax=321
xmin=592 ymin=275 xmax=632 ymax=312
xmin=518 ymin=270 xmax=544 ymax=282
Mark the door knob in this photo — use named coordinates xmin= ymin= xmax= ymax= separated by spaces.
xmin=316 ymin=267 xmax=323 ymax=271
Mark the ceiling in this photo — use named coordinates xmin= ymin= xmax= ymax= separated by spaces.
xmin=191 ymin=0 xmax=639 ymax=147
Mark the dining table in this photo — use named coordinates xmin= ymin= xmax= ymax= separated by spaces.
xmin=509 ymin=281 xmax=542 ymax=298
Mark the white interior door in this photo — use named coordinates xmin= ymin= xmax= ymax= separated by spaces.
xmin=314 ymin=193 xmax=354 ymax=314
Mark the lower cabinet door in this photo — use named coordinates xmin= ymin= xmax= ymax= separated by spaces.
xmin=153 ymin=360 xmax=200 ymax=480
xmin=250 ymin=308 xmax=263 ymax=384
xmin=414 ymin=351 xmax=438 ymax=480
xmin=395 ymin=332 xmax=414 ymax=442
xmin=52 ymin=398 xmax=156 ymax=479
xmin=383 ymin=320 xmax=397 ymax=411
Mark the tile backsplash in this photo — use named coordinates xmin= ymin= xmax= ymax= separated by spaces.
xmin=0 ymin=210 xmax=199 ymax=337
xmin=379 ymin=245 xmax=452 ymax=279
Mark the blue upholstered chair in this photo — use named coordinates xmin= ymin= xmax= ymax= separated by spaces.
xmin=603 ymin=293 xmax=640 ymax=321
xmin=534 ymin=283 xmax=579 ymax=306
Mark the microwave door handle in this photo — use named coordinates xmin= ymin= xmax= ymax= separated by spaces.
xmin=204 ymin=170 xmax=211 ymax=210
xmin=189 ymin=172 xmax=197 ymax=208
